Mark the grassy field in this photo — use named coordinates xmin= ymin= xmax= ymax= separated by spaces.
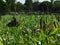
xmin=0 ymin=15 xmax=60 ymax=45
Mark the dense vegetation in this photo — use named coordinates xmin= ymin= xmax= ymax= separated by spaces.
xmin=0 ymin=15 xmax=60 ymax=45
xmin=0 ymin=0 xmax=60 ymax=45
xmin=0 ymin=0 xmax=60 ymax=15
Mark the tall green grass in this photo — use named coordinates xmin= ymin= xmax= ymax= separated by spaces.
xmin=0 ymin=15 xmax=60 ymax=45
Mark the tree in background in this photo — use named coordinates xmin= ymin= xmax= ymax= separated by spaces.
xmin=39 ymin=1 xmax=52 ymax=14
xmin=50 ymin=0 xmax=54 ymax=4
xmin=16 ymin=2 xmax=25 ymax=12
xmin=24 ymin=0 xmax=33 ymax=12
xmin=32 ymin=1 xmax=40 ymax=11
xmin=0 ymin=0 xmax=60 ymax=15
xmin=0 ymin=0 xmax=7 ymax=15
xmin=50 ymin=0 xmax=55 ymax=13
xmin=5 ymin=0 xmax=16 ymax=12
xmin=54 ymin=1 xmax=60 ymax=13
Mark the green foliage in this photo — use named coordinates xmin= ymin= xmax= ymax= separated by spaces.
xmin=16 ymin=2 xmax=25 ymax=12
xmin=24 ymin=0 xmax=33 ymax=11
xmin=0 ymin=15 xmax=60 ymax=45
xmin=0 ymin=0 xmax=7 ymax=15
xmin=0 ymin=0 xmax=60 ymax=14
xmin=5 ymin=0 xmax=16 ymax=11
xmin=32 ymin=2 xmax=40 ymax=11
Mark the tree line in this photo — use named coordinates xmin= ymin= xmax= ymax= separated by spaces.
xmin=0 ymin=0 xmax=60 ymax=15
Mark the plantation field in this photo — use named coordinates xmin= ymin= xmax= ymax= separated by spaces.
xmin=0 ymin=15 xmax=60 ymax=45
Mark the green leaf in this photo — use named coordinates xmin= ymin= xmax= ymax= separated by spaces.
xmin=0 ymin=41 xmax=3 ymax=45
xmin=50 ymin=28 xmax=59 ymax=35
xmin=40 ymin=30 xmax=46 ymax=41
